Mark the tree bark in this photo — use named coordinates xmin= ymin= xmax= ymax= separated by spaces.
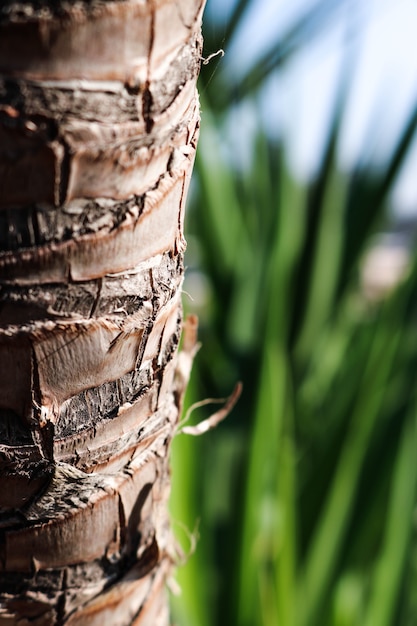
xmin=0 ymin=1 xmax=204 ymax=623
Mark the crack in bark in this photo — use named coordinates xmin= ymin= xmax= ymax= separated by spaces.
xmin=142 ymin=0 xmax=156 ymax=135
xmin=88 ymin=277 xmax=102 ymax=318
xmin=58 ymin=136 xmax=71 ymax=207
xmin=142 ymin=83 xmax=154 ymax=135
xmin=30 ymin=345 xmax=55 ymax=461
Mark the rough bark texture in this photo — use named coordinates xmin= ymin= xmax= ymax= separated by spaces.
xmin=0 ymin=1 xmax=204 ymax=623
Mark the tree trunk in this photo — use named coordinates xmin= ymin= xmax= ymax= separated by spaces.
xmin=0 ymin=1 xmax=204 ymax=623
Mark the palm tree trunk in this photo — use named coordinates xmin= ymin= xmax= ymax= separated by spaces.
xmin=0 ymin=1 xmax=205 ymax=623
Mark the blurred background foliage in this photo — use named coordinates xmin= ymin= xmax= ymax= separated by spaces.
xmin=170 ymin=1 xmax=417 ymax=625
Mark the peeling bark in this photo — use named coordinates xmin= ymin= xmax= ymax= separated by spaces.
xmin=0 ymin=1 xmax=204 ymax=624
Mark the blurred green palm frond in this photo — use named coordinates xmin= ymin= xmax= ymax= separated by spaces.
xmin=201 ymin=0 xmax=355 ymax=110
xmin=170 ymin=2 xmax=417 ymax=625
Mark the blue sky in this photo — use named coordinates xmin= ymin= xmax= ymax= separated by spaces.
xmin=207 ymin=0 xmax=417 ymax=216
